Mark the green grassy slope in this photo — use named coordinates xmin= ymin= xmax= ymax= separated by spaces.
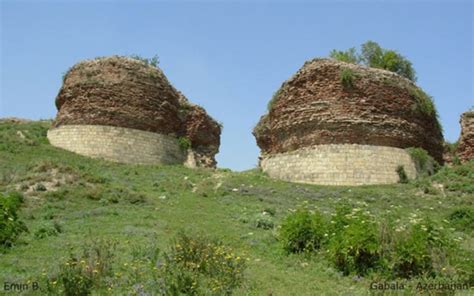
xmin=0 ymin=120 xmax=472 ymax=295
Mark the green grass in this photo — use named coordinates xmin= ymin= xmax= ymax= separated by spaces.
xmin=0 ymin=120 xmax=473 ymax=295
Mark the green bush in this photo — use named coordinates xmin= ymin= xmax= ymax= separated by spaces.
xmin=340 ymin=68 xmax=355 ymax=89
xmin=327 ymin=207 xmax=381 ymax=275
xmin=432 ymin=160 xmax=474 ymax=193
xmin=408 ymin=87 xmax=440 ymax=123
xmin=448 ymin=208 xmax=474 ymax=232
xmin=154 ymin=232 xmax=246 ymax=295
xmin=254 ymin=213 xmax=274 ymax=230
xmin=0 ymin=192 xmax=28 ymax=249
xmin=406 ymin=147 xmax=438 ymax=177
xmin=392 ymin=220 xmax=453 ymax=278
xmin=329 ymin=47 xmax=359 ymax=64
xmin=129 ymin=54 xmax=159 ymax=67
xmin=45 ymin=239 xmax=116 ymax=295
xmin=396 ymin=165 xmax=409 ymax=183
xmin=267 ymin=86 xmax=283 ymax=111
xmin=178 ymin=137 xmax=192 ymax=150
xmin=330 ymin=40 xmax=417 ymax=81
xmin=34 ymin=221 xmax=62 ymax=239
xmin=279 ymin=209 xmax=327 ymax=253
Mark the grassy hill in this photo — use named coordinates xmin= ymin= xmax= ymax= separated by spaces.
xmin=0 ymin=120 xmax=473 ymax=295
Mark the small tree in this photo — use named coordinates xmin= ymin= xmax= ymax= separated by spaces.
xmin=329 ymin=47 xmax=359 ymax=64
xmin=329 ymin=41 xmax=417 ymax=82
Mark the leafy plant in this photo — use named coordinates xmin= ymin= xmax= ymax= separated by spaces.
xmin=254 ymin=213 xmax=274 ymax=230
xmin=0 ymin=192 xmax=28 ymax=249
xmin=406 ymin=147 xmax=438 ymax=177
xmin=448 ymin=207 xmax=474 ymax=232
xmin=392 ymin=219 xmax=453 ymax=278
xmin=154 ymin=232 xmax=246 ymax=295
xmin=34 ymin=222 xmax=62 ymax=239
xmin=178 ymin=137 xmax=192 ymax=150
xmin=279 ymin=209 xmax=327 ymax=253
xmin=396 ymin=165 xmax=409 ymax=183
xmin=340 ymin=68 xmax=356 ymax=89
xmin=330 ymin=40 xmax=417 ymax=81
xmin=327 ymin=207 xmax=382 ymax=275
xmin=432 ymin=160 xmax=474 ymax=193
xmin=329 ymin=47 xmax=359 ymax=64
xmin=45 ymin=239 xmax=117 ymax=295
xmin=408 ymin=87 xmax=439 ymax=120
xmin=129 ymin=54 xmax=160 ymax=67
xmin=267 ymin=86 xmax=284 ymax=111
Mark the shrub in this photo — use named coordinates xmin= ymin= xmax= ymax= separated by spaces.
xmin=279 ymin=209 xmax=327 ymax=253
xmin=0 ymin=192 xmax=28 ymax=249
xmin=254 ymin=214 xmax=274 ymax=230
xmin=129 ymin=54 xmax=159 ymax=67
xmin=408 ymin=87 xmax=440 ymax=125
xmin=267 ymin=86 xmax=283 ymax=111
xmin=432 ymin=160 xmax=474 ymax=193
xmin=392 ymin=220 xmax=453 ymax=278
xmin=330 ymin=40 xmax=417 ymax=81
xmin=35 ymin=183 xmax=47 ymax=192
xmin=154 ymin=232 xmax=246 ymax=295
xmin=45 ymin=239 xmax=116 ymax=295
xmin=34 ymin=221 xmax=62 ymax=239
xmin=448 ymin=207 xmax=474 ymax=232
xmin=329 ymin=47 xmax=359 ymax=64
xmin=178 ymin=137 xmax=192 ymax=150
xmin=327 ymin=207 xmax=381 ymax=275
xmin=412 ymin=178 xmax=439 ymax=195
xmin=396 ymin=165 xmax=408 ymax=183
xmin=340 ymin=68 xmax=355 ymax=89
xmin=406 ymin=147 xmax=438 ymax=177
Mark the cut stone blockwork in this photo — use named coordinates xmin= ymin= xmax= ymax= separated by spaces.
xmin=254 ymin=58 xmax=444 ymax=185
xmin=457 ymin=111 xmax=474 ymax=163
xmin=260 ymin=144 xmax=417 ymax=186
xmin=48 ymin=56 xmax=221 ymax=168
xmin=48 ymin=125 xmax=186 ymax=165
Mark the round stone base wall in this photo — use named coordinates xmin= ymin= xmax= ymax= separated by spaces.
xmin=260 ymin=144 xmax=417 ymax=186
xmin=47 ymin=125 xmax=187 ymax=165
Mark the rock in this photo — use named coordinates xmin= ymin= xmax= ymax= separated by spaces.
xmin=457 ymin=111 xmax=474 ymax=162
xmin=16 ymin=130 xmax=26 ymax=139
xmin=253 ymin=58 xmax=444 ymax=163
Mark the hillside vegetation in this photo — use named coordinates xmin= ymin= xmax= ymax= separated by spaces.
xmin=0 ymin=120 xmax=473 ymax=295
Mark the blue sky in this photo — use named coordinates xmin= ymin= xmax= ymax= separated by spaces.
xmin=1 ymin=0 xmax=472 ymax=171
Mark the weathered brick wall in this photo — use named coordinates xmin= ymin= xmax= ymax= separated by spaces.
xmin=47 ymin=125 xmax=187 ymax=165
xmin=457 ymin=111 xmax=474 ymax=163
xmin=253 ymin=58 xmax=444 ymax=163
xmin=260 ymin=144 xmax=417 ymax=185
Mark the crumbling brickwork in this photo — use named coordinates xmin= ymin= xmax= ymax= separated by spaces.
xmin=51 ymin=56 xmax=221 ymax=167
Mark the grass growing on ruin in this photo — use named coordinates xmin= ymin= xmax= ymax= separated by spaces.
xmin=0 ymin=120 xmax=473 ymax=295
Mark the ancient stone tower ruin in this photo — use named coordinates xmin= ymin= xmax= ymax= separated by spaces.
xmin=457 ymin=110 xmax=474 ymax=163
xmin=48 ymin=56 xmax=221 ymax=168
xmin=253 ymin=58 xmax=444 ymax=185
